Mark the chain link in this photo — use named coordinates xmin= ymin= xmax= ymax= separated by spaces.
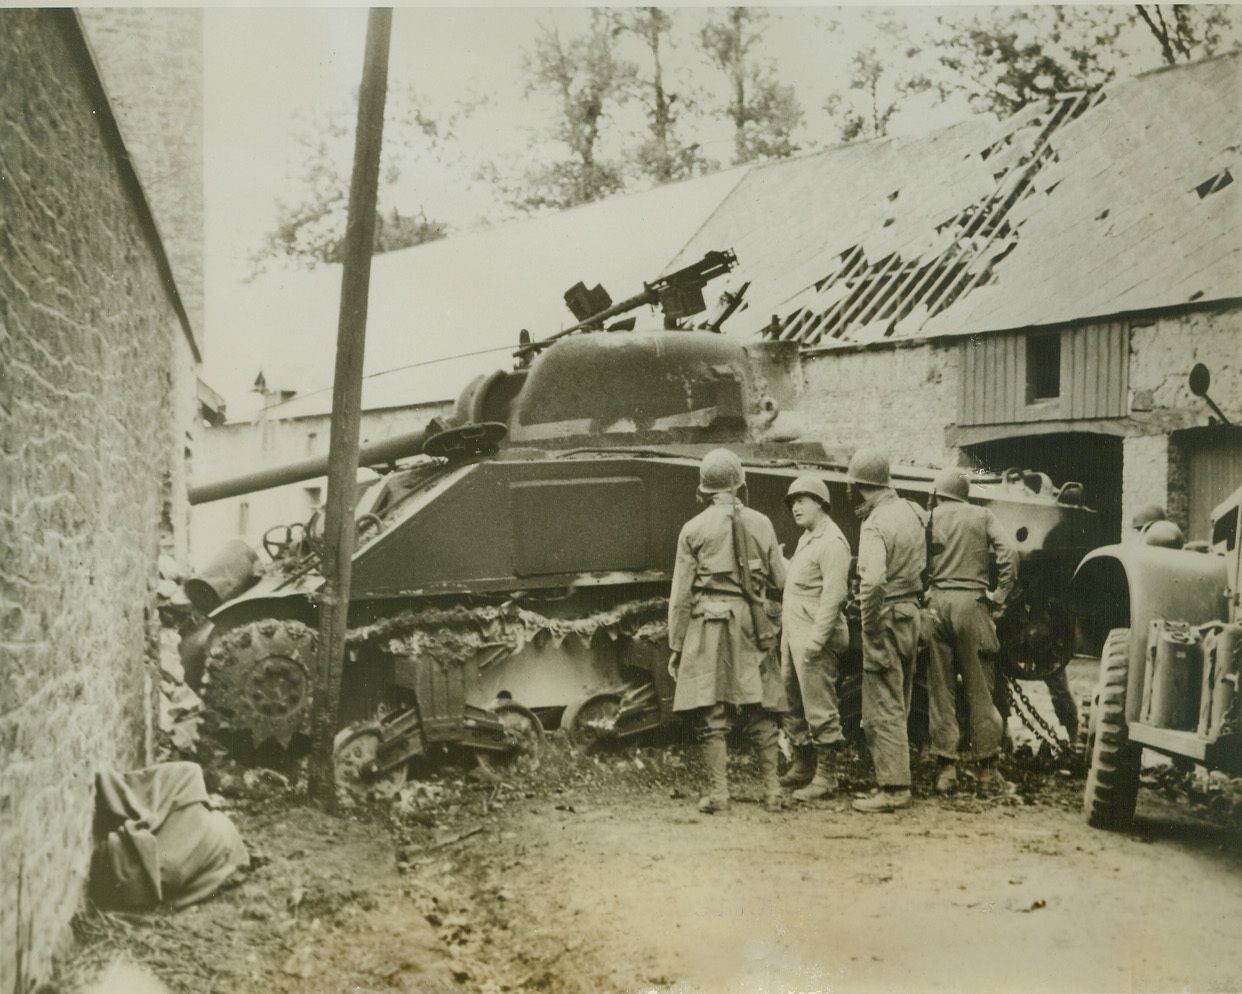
xmin=1005 ymin=675 xmax=1071 ymax=757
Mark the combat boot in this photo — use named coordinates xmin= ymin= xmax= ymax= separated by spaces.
xmin=851 ymin=787 xmax=911 ymax=813
xmin=792 ymin=744 xmax=839 ymax=801
xmin=976 ymin=760 xmax=1013 ymax=797
xmin=779 ymin=744 xmax=816 ymax=788
xmin=697 ymin=736 xmax=730 ymax=814
xmin=934 ymin=760 xmax=958 ymax=795
xmin=750 ymin=719 xmax=785 ymax=812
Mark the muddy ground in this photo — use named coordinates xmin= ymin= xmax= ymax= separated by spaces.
xmin=51 ymin=665 xmax=1242 ymax=994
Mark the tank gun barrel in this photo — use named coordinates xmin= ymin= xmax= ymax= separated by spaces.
xmin=515 ymin=249 xmax=738 ymax=360
xmin=189 ymin=426 xmax=433 ymax=505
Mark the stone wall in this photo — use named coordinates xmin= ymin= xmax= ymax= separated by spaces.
xmin=798 ymin=340 xmax=962 ymax=469
xmin=0 ymin=12 xmax=196 ymax=990
xmin=78 ymin=8 xmax=204 ymax=342
xmin=795 ymin=308 xmax=1240 ymax=535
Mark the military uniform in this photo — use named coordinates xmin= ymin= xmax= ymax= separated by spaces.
xmin=926 ymin=499 xmax=1018 ymax=762
xmin=669 ymin=489 xmax=786 ymax=812
xmin=780 ymin=516 xmax=850 ymax=748
xmin=668 ymin=495 xmax=786 ymax=712
xmin=856 ymin=489 xmax=927 ymax=789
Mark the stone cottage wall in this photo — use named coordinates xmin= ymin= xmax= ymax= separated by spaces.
xmin=0 ymin=11 xmax=196 ymax=990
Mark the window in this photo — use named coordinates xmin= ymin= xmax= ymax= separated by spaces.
xmin=304 ymin=486 xmax=322 ymax=514
xmin=238 ymin=501 xmax=250 ymax=535
xmin=306 ymin=432 xmax=318 ymax=456
xmin=1026 ymin=333 xmax=1061 ymax=403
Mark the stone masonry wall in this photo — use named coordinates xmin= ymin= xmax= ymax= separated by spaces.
xmin=1123 ymin=308 xmax=1240 ymax=531
xmin=78 ymin=8 xmax=204 ymax=344
xmin=797 ymin=340 xmax=962 ymax=469
xmin=0 ymin=12 xmax=193 ymax=990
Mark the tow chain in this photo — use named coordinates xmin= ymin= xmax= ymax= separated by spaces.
xmin=1005 ymin=675 xmax=1072 ymax=759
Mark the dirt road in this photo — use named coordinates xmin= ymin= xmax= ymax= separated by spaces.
xmin=59 ymin=670 xmax=1242 ymax=994
xmin=475 ymin=762 xmax=1242 ymax=994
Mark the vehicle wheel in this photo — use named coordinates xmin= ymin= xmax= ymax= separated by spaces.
xmin=477 ymin=701 xmax=544 ymax=776
xmin=1084 ymin=627 xmax=1142 ymax=830
xmin=334 ymin=725 xmax=408 ymax=802
xmin=201 ymin=619 xmax=317 ymax=750
xmin=562 ymin=692 xmax=624 ymax=752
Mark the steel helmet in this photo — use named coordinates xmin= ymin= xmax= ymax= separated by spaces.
xmin=932 ymin=467 xmax=970 ymax=502
xmin=1142 ymin=520 xmax=1185 ymax=549
xmin=786 ymin=475 xmax=831 ymax=509
xmin=699 ymin=448 xmax=745 ymax=494
xmin=1131 ymin=503 xmax=1166 ymax=530
xmin=846 ymin=448 xmax=891 ymax=488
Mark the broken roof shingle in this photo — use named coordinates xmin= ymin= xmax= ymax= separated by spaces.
xmin=671 ymin=52 xmax=1241 ymax=347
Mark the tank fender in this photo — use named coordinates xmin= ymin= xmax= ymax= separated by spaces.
xmin=1069 ymin=543 xmax=1228 ymax=724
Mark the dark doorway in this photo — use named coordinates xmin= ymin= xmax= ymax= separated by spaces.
xmin=964 ymin=432 xmax=1123 ymax=541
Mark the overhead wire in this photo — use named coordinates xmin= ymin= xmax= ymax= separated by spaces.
xmin=252 ymin=341 xmax=522 ymax=415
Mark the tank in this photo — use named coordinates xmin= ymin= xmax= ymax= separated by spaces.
xmin=186 ymin=250 xmax=1100 ymax=785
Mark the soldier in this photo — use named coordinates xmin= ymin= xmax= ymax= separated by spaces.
xmin=925 ymin=467 xmax=1019 ymax=796
xmin=847 ymin=448 xmax=926 ymax=814
xmin=779 ymin=476 xmax=851 ymax=801
xmin=667 ymin=448 xmax=788 ymax=814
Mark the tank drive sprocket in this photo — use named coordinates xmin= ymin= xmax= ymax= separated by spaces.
xmin=202 ymin=619 xmax=318 ymax=748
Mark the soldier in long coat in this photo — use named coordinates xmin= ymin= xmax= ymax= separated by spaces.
xmin=668 ymin=448 xmax=787 ymax=814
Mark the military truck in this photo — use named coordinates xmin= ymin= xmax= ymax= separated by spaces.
xmin=1073 ymin=472 xmax=1240 ymax=828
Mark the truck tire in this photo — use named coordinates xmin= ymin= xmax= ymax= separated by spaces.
xmin=1083 ymin=627 xmax=1142 ymax=830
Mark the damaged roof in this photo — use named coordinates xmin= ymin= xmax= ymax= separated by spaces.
xmin=670 ymin=52 xmax=1241 ymax=347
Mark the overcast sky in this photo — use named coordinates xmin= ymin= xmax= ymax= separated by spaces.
xmin=198 ymin=5 xmax=1177 ymax=415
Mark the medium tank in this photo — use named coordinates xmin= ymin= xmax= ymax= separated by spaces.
xmin=186 ymin=250 xmax=1099 ymax=787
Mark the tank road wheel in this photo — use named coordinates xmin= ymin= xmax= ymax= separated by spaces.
xmin=477 ymin=702 xmax=544 ymax=777
xmin=333 ymin=725 xmax=408 ymax=803
xmin=202 ymin=619 xmax=318 ymax=750
xmin=1084 ymin=628 xmax=1143 ymax=830
xmin=562 ymin=692 xmax=623 ymax=752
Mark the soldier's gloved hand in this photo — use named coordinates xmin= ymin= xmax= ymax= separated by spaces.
xmin=667 ymin=651 xmax=681 ymax=680
xmin=986 ymin=595 xmax=1006 ymax=620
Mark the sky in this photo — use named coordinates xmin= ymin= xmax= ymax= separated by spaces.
xmin=200 ymin=5 xmax=970 ymax=413
xmin=197 ymin=5 xmax=1183 ymax=418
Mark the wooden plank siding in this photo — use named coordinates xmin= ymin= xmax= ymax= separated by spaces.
xmin=959 ymin=323 xmax=1129 ymax=426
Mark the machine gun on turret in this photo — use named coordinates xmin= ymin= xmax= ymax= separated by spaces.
xmin=515 ymin=249 xmax=738 ymax=361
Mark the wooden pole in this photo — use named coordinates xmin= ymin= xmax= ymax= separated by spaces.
xmin=307 ymin=8 xmax=393 ymax=808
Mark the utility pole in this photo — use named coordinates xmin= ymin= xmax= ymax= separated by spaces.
xmin=307 ymin=8 xmax=393 ymax=807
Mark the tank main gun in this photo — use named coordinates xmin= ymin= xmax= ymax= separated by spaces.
xmin=187 ymin=420 xmax=504 ymax=505
xmin=514 ymin=249 xmax=738 ymax=361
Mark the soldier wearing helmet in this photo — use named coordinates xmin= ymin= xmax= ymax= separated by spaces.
xmin=924 ymin=466 xmax=1019 ymax=797
xmin=667 ymin=448 xmax=788 ymax=814
xmin=778 ymin=476 xmax=851 ymax=801
xmin=846 ymin=447 xmax=926 ymax=813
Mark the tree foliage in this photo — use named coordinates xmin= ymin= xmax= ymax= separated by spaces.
xmin=822 ymin=12 xmax=934 ymax=144
xmin=500 ymin=10 xmax=638 ymax=212
xmin=931 ymin=7 xmax=1125 ymax=117
xmin=626 ymin=7 xmax=713 ymax=183
xmin=1133 ymin=5 xmax=1240 ymax=64
xmin=698 ymin=7 xmax=802 ymax=164
xmin=252 ymin=87 xmax=451 ymax=274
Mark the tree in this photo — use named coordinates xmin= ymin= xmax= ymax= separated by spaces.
xmin=500 ymin=11 xmax=638 ymax=211
xmin=626 ymin=7 xmax=713 ymax=183
xmin=251 ymin=85 xmax=452 ymax=274
xmin=1133 ymin=5 xmax=1240 ymax=64
xmin=699 ymin=7 xmax=802 ymax=164
xmin=931 ymin=7 xmax=1126 ymax=116
xmin=818 ymin=11 xmax=934 ymax=144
